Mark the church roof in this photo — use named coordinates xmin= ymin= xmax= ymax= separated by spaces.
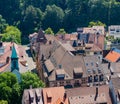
xmin=11 ymin=44 xmax=18 ymax=58
xmin=36 ymin=29 xmax=47 ymax=43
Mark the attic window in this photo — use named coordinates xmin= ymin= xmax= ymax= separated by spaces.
xmin=73 ymin=67 xmax=83 ymax=78
xmin=91 ymin=62 xmax=94 ymax=66
xmin=47 ymin=91 xmax=52 ymax=102
xmin=87 ymin=69 xmax=92 ymax=74
xmin=110 ymin=29 xmax=115 ymax=31
xmin=86 ymin=63 xmax=88 ymax=66
xmin=56 ymin=69 xmax=65 ymax=80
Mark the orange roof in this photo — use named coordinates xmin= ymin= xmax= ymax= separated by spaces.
xmin=70 ymin=34 xmax=77 ymax=40
xmin=42 ymin=87 xmax=68 ymax=104
xmin=105 ymin=51 xmax=120 ymax=62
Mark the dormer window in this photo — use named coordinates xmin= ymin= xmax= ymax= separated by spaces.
xmin=29 ymin=90 xmax=34 ymax=103
xmin=73 ymin=67 xmax=83 ymax=78
xmin=91 ymin=62 xmax=94 ymax=66
xmin=99 ymin=74 xmax=104 ymax=81
xmin=46 ymin=91 xmax=52 ymax=103
xmin=94 ymin=75 xmax=98 ymax=82
xmin=88 ymin=75 xmax=92 ymax=83
xmin=86 ymin=63 xmax=88 ymax=66
xmin=56 ymin=69 xmax=65 ymax=80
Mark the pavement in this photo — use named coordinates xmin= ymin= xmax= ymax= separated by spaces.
xmin=23 ymin=45 xmax=36 ymax=71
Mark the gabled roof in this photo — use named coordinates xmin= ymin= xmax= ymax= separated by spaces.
xmin=105 ymin=50 xmax=120 ymax=62
xmin=72 ymin=40 xmax=78 ymax=47
xmin=23 ymin=88 xmax=43 ymax=104
xmin=66 ymin=85 xmax=112 ymax=104
xmin=42 ymin=87 xmax=68 ymax=104
xmin=48 ymin=43 xmax=86 ymax=80
xmin=36 ymin=29 xmax=47 ymax=43
xmin=11 ymin=44 xmax=18 ymax=58
xmin=45 ymin=59 xmax=54 ymax=73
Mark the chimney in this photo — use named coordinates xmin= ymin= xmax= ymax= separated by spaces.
xmin=30 ymin=85 xmax=32 ymax=89
xmin=59 ymin=64 xmax=62 ymax=69
xmin=6 ymin=57 xmax=10 ymax=63
xmin=108 ymin=62 xmax=110 ymax=69
xmin=0 ymin=42 xmax=3 ymax=47
xmin=63 ymin=92 xmax=67 ymax=102
xmin=94 ymin=86 xmax=98 ymax=101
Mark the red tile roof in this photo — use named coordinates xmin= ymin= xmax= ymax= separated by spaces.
xmin=0 ymin=42 xmax=27 ymax=72
xmin=42 ymin=87 xmax=68 ymax=104
xmin=105 ymin=51 xmax=120 ymax=62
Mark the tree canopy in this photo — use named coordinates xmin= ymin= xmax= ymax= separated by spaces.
xmin=0 ymin=72 xmax=20 ymax=104
xmin=1 ymin=0 xmax=120 ymax=44
xmin=57 ymin=28 xmax=66 ymax=35
xmin=20 ymin=72 xmax=45 ymax=91
xmin=0 ymin=72 xmax=45 ymax=104
xmin=0 ymin=100 xmax=8 ymax=104
xmin=88 ymin=21 xmax=106 ymax=27
xmin=1 ymin=26 xmax=21 ymax=44
xmin=45 ymin=27 xmax=54 ymax=35
xmin=0 ymin=15 xmax=8 ymax=33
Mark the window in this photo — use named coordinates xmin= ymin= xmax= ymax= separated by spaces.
xmin=13 ymin=60 xmax=17 ymax=68
xmin=87 ymin=69 xmax=92 ymax=74
xmin=54 ymin=82 xmax=57 ymax=86
xmin=75 ymin=80 xmax=79 ymax=83
xmin=91 ymin=62 xmax=94 ymax=66
xmin=82 ymin=78 xmax=86 ymax=83
xmin=66 ymin=80 xmax=70 ymax=84
xmin=86 ymin=63 xmax=88 ymax=66
xmin=94 ymin=75 xmax=98 ymax=82
xmin=59 ymin=81 xmax=64 ymax=86
xmin=88 ymin=75 xmax=92 ymax=83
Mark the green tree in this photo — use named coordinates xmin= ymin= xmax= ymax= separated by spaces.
xmin=0 ymin=72 xmax=45 ymax=104
xmin=20 ymin=72 xmax=45 ymax=91
xmin=0 ymin=72 xmax=21 ymax=104
xmin=43 ymin=5 xmax=64 ymax=33
xmin=88 ymin=21 xmax=106 ymax=27
xmin=1 ymin=26 xmax=21 ymax=44
xmin=0 ymin=0 xmax=21 ymax=24
xmin=0 ymin=100 xmax=8 ymax=104
xmin=45 ymin=27 xmax=54 ymax=35
xmin=0 ymin=15 xmax=8 ymax=33
xmin=57 ymin=28 xmax=66 ymax=35
xmin=21 ymin=5 xmax=43 ymax=44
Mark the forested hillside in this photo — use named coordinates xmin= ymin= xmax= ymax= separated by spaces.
xmin=0 ymin=0 xmax=120 ymax=44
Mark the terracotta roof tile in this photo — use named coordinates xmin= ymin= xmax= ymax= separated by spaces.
xmin=105 ymin=51 xmax=120 ymax=62
xmin=42 ymin=87 xmax=68 ymax=104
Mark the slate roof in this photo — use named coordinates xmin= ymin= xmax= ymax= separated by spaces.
xmin=47 ymin=43 xmax=86 ymax=81
xmin=85 ymin=44 xmax=102 ymax=52
xmin=101 ymin=63 xmax=111 ymax=76
xmin=45 ymin=59 xmax=54 ymax=73
xmin=110 ymin=62 xmax=120 ymax=74
xmin=111 ymin=77 xmax=120 ymax=93
xmin=83 ymin=55 xmax=103 ymax=75
xmin=66 ymin=85 xmax=112 ymax=104
xmin=22 ymin=88 xmax=43 ymax=104
xmin=36 ymin=29 xmax=47 ymax=43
